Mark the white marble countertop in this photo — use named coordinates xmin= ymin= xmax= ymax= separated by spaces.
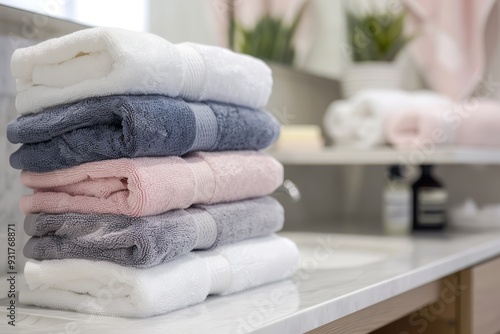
xmin=2 ymin=230 xmax=500 ymax=334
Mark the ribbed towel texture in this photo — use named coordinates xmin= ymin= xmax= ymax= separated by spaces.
xmin=12 ymin=27 xmax=272 ymax=114
xmin=20 ymin=151 xmax=283 ymax=216
xmin=7 ymin=95 xmax=280 ymax=172
xmin=19 ymin=235 xmax=299 ymax=318
xmin=23 ymin=197 xmax=284 ymax=268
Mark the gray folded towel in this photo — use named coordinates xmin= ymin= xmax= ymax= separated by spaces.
xmin=8 ymin=95 xmax=280 ymax=172
xmin=23 ymin=197 xmax=284 ymax=268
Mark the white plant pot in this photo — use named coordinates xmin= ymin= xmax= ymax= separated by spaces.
xmin=342 ymin=62 xmax=402 ymax=99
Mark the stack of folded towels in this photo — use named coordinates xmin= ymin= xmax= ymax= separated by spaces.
xmin=7 ymin=27 xmax=299 ymax=318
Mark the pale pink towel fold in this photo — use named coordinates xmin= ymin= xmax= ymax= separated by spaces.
xmin=406 ymin=0 xmax=498 ymax=99
xmin=20 ymin=151 xmax=283 ymax=217
xmin=386 ymin=100 xmax=500 ymax=149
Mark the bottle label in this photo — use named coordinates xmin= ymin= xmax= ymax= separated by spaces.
xmin=417 ymin=188 xmax=448 ymax=225
xmin=384 ymin=190 xmax=411 ymax=231
xmin=385 ymin=206 xmax=410 ymax=221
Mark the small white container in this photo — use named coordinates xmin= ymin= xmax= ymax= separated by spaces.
xmin=342 ymin=61 xmax=402 ymax=99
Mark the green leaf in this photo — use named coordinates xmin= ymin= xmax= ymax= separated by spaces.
xmin=232 ymin=1 xmax=310 ymax=65
xmin=347 ymin=8 xmax=410 ymax=62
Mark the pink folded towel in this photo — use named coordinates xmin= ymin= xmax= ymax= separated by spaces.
xmin=386 ymin=100 xmax=500 ymax=149
xmin=20 ymin=151 xmax=283 ymax=216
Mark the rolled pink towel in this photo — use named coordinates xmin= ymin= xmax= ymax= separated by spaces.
xmin=386 ymin=100 xmax=500 ymax=149
xmin=20 ymin=151 xmax=283 ymax=216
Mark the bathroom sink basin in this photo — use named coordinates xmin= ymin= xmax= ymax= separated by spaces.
xmin=279 ymin=232 xmax=413 ymax=269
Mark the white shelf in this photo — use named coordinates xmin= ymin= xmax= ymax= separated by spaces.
xmin=270 ymin=146 xmax=500 ymax=165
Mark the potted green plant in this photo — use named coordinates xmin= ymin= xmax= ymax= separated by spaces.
xmin=229 ymin=1 xmax=309 ymax=66
xmin=342 ymin=6 xmax=411 ymax=98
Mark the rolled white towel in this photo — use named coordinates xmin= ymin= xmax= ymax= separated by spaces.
xmin=323 ymin=99 xmax=356 ymax=146
xmin=11 ymin=27 xmax=272 ymax=115
xmin=19 ymin=235 xmax=299 ymax=318
xmin=323 ymin=89 xmax=451 ymax=148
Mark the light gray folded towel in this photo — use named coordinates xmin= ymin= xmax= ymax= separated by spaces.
xmin=23 ymin=197 xmax=283 ymax=268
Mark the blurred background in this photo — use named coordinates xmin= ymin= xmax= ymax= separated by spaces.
xmin=3 ymin=0 xmax=500 ymax=273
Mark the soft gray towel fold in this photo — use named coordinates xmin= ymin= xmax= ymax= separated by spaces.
xmin=23 ymin=197 xmax=283 ymax=268
xmin=8 ymin=95 xmax=280 ymax=172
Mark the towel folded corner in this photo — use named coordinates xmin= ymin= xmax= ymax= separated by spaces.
xmin=19 ymin=235 xmax=299 ymax=318
xmin=20 ymin=151 xmax=284 ymax=217
xmin=12 ymin=27 xmax=272 ymax=114
xmin=23 ymin=196 xmax=284 ymax=268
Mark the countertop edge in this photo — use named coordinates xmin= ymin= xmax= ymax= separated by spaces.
xmin=256 ymin=236 xmax=500 ymax=334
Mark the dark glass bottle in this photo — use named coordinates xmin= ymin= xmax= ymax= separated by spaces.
xmin=412 ymin=165 xmax=448 ymax=231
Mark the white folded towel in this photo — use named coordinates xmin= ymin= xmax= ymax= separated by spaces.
xmin=323 ymin=90 xmax=451 ymax=148
xmin=11 ymin=27 xmax=272 ymax=115
xmin=19 ymin=235 xmax=299 ymax=318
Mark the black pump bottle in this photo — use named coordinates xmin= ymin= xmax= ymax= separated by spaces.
xmin=412 ymin=165 xmax=448 ymax=231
